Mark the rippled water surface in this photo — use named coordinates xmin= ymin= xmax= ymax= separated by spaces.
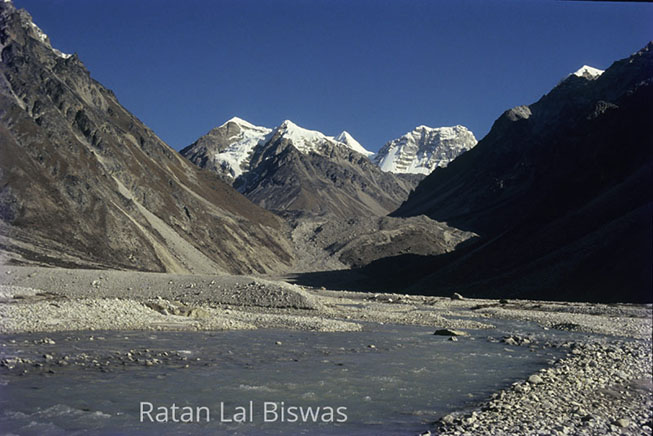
xmin=0 ymin=321 xmax=586 ymax=435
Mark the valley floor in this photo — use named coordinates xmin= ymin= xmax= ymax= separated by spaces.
xmin=0 ymin=265 xmax=651 ymax=435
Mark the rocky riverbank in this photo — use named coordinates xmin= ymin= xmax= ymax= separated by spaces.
xmin=433 ymin=339 xmax=652 ymax=436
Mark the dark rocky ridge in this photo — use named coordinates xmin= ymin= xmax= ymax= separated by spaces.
xmin=384 ymin=42 xmax=653 ymax=302
xmin=0 ymin=2 xmax=294 ymax=274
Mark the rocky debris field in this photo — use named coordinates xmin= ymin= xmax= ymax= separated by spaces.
xmin=0 ymin=266 xmax=492 ymax=333
xmin=0 ymin=266 xmax=322 ymax=309
xmin=1 ymin=265 xmax=651 ymax=435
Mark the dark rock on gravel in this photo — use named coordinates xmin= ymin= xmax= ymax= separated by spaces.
xmin=434 ymin=329 xmax=468 ymax=337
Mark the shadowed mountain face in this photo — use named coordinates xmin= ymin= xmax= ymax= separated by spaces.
xmin=0 ymin=3 xmax=294 ymax=274
xmin=182 ymin=119 xmax=422 ymax=219
xmin=386 ymin=43 xmax=653 ymax=302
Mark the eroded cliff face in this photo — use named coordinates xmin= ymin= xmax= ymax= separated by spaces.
xmin=0 ymin=2 xmax=294 ymax=274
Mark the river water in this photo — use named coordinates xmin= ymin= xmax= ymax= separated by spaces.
xmin=0 ymin=321 xmax=588 ymax=435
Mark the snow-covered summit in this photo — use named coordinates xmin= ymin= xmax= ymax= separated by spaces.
xmin=273 ymin=120 xmax=332 ymax=153
xmin=572 ymin=65 xmax=604 ymax=80
xmin=373 ymin=125 xmax=477 ymax=175
xmin=335 ymin=131 xmax=374 ymax=157
xmin=201 ymin=117 xmax=271 ymax=179
xmin=220 ymin=116 xmax=260 ymax=129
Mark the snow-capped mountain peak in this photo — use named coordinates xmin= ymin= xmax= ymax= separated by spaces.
xmin=279 ymin=119 xmax=298 ymax=129
xmin=334 ymin=130 xmax=355 ymax=143
xmin=274 ymin=120 xmax=330 ymax=152
xmin=373 ymin=125 xmax=477 ymax=175
xmin=572 ymin=65 xmax=604 ymax=79
xmin=334 ymin=131 xmax=374 ymax=157
xmin=220 ymin=116 xmax=260 ymax=129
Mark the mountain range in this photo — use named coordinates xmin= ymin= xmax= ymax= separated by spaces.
xmin=182 ymin=118 xmax=424 ymax=218
xmin=181 ymin=117 xmax=476 ymax=218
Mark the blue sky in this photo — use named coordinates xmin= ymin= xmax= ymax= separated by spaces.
xmin=14 ymin=0 xmax=653 ymax=152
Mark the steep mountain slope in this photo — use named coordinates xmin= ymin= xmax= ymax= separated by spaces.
xmin=0 ymin=2 xmax=294 ymax=274
xmin=182 ymin=119 xmax=419 ymax=218
xmin=389 ymin=44 xmax=653 ymax=302
xmin=373 ymin=125 xmax=477 ymax=175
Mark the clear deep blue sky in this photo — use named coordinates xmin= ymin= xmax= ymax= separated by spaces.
xmin=13 ymin=0 xmax=653 ymax=152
